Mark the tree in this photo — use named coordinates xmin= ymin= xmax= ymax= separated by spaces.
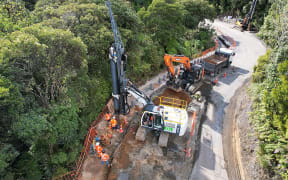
xmin=138 ymin=0 xmax=185 ymax=52
xmin=0 ymin=24 xmax=88 ymax=178
xmin=0 ymin=1 xmax=31 ymax=36
xmin=181 ymin=0 xmax=216 ymax=29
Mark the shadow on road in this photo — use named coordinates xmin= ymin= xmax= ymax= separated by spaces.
xmin=218 ymin=67 xmax=249 ymax=85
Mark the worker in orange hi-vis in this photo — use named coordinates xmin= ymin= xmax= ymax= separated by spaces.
xmin=105 ymin=111 xmax=111 ymax=121
xmin=110 ymin=116 xmax=118 ymax=130
xmin=101 ymin=150 xmax=109 ymax=166
xmin=95 ymin=142 xmax=103 ymax=158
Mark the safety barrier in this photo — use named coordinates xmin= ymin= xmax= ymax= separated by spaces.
xmin=191 ymin=39 xmax=219 ymax=65
xmin=158 ymin=96 xmax=187 ymax=109
xmin=54 ymin=99 xmax=114 ymax=180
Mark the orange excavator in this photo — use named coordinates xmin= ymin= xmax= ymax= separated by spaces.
xmin=164 ymin=54 xmax=204 ymax=92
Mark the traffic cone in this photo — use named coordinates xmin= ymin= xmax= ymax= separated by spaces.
xmin=119 ymin=125 xmax=123 ymax=133
xmin=109 ymin=123 xmax=112 ymax=129
xmin=124 ymin=117 xmax=128 ymax=125
xmin=224 ymin=72 xmax=227 ymax=77
xmin=214 ymin=78 xmax=218 ymax=85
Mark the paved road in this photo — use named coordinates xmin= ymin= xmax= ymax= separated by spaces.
xmin=190 ymin=20 xmax=266 ymax=180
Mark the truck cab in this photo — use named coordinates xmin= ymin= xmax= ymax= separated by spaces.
xmin=140 ymin=97 xmax=188 ymax=136
xmin=141 ymin=111 xmax=164 ymax=131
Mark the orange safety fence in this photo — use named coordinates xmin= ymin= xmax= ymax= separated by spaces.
xmin=54 ymin=99 xmax=114 ymax=180
xmin=194 ymin=39 xmax=219 ymax=59
xmin=185 ymin=111 xmax=197 ymax=157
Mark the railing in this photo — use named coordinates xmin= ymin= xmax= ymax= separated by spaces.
xmin=54 ymin=99 xmax=114 ymax=180
xmin=191 ymin=39 xmax=219 ymax=65
xmin=158 ymin=96 xmax=187 ymax=109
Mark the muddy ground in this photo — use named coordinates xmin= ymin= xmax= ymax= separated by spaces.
xmin=223 ymin=79 xmax=269 ymax=180
xmin=107 ymin=87 xmax=208 ymax=180
xmin=81 ymin=84 xmax=209 ymax=180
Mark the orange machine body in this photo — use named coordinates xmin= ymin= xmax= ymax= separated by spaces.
xmin=164 ymin=54 xmax=191 ymax=77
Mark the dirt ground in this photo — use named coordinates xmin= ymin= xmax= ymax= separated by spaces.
xmin=80 ymin=83 xmax=207 ymax=180
xmin=223 ymin=79 xmax=269 ymax=180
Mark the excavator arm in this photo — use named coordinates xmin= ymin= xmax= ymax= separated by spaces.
xmin=164 ymin=54 xmax=191 ymax=77
xmin=242 ymin=0 xmax=258 ymax=30
xmin=107 ymin=1 xmax=152 ymax=114
xmin=126 ymin=81 xmax=151 ymax=106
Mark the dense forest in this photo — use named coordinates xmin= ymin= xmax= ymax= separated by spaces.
xmin=0 ymin=0 xmax=286 ymax=179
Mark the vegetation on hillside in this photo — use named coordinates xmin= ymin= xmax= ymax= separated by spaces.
xmin=250 ymin=0 xmax=288 ymax=178
xmin=0 ymin=0 xmax=216 ymax=178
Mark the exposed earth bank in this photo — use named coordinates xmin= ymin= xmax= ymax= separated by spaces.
xmin=223 ymin=79 xmax=270 ymax=180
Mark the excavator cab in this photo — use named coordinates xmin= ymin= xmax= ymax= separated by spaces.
xmin=141 ymin=111 xmax=164 ymax=131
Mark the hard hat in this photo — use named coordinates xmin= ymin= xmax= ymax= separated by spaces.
xmin=96 ymin=142 xmax=100 ymax=146
xmin=102 ymin=150 xmax=105 ymax=153
xmin=113 ymin=116 xmax=116 ymax=118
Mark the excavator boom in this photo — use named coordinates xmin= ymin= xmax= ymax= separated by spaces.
xmin=164 ymin=54 xmax=191 ymax=76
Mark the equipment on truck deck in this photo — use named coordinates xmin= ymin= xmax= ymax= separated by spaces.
xmin=236 ymin=0 xmax=258 ymax=31
xmin=164 ymin=54 xmax=204 ymax=92
xmin=218 ymin=35 xmax=232 ymax=48
xmin=106 ymin=1 xmax=189 ymax=147
xmin=201 ymin=47 xmax=235 ymax=76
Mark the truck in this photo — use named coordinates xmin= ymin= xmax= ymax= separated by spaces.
xmin=201 ymin=48 xmax=235 ymax=76
xmin=106 ymin=1 xmax=189 ymax=147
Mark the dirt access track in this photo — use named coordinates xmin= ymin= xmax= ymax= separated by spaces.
xmin=80 ymin=20 xmax=266 ymax=180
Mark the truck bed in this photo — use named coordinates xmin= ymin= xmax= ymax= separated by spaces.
xmin=203 ymin=54 xmax=228 ymax=65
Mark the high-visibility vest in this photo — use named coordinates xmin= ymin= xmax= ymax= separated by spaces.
xmin=101 ymin=153 xmax=109 ymax=161
xmin=105 ymin=113 xmax=111 ymax=121
xmin=96 ymin=145 xmax=103 ymax=154
xmin=111 ymin=119 xmax=117 ymax=127
xmin=98 ymin=152 xmax=102 ymax=158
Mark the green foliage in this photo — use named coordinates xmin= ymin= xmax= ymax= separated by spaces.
xmin=0 ymin=1 xmax=31 ymax=36
xmin=129 ymin=0 xmax=153 ymax=11
xmin=250 ymin=1 xmax=288 ymax=178
xmin=23 ymin=0 xmax=38 ymax=10
xmin=181 ymin=0 xmax=216 ymax=29
xmin=13 ymin=153 xmax=42 ymax=180
xmin=0 ymin=23 xmax=88 ymax=178
xmin=252 ymin=49 xmax=271 ymax=83
xmin=0 ymin=143 xmax=19 ymax=176
xmin=138 ymin=0 xmax=185 ymax=52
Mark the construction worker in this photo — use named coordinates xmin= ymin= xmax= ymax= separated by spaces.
xmin=105 ymin=111 xmax=111 ymax=121
xmin=110 ymin=116 xmax=118 ymax=130
xmin=101 ymin=150 xmax=109 ymax=166
xmin=95 ymin=142 xmax=103 ymax=158
xmin=148 ymin=114 xmax=153 ymax=127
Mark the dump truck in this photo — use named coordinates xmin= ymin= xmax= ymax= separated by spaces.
xmin=201 ymin=48 xmax=235 ymax=76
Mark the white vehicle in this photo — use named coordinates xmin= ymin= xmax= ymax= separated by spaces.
xmin=140 ymin=97 xmax=188 ymax=136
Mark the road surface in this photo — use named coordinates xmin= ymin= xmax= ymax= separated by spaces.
xmin=190 ymin=20 xmax=266 ymax=180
